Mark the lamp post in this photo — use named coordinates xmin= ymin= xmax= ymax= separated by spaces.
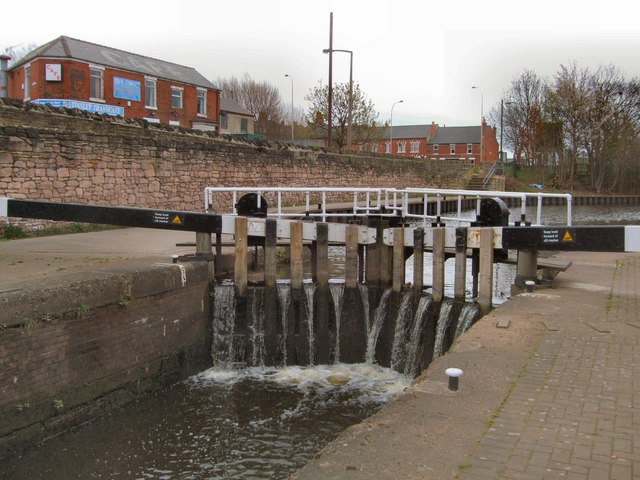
xmin=323 ymin=48 xmax=353 ymax=149
xmin=390 ymin=100 xmax=404 ymax=153
xmin=500 ymin=99 xmax=512 ymax=165
xmin=284 ymin=74 xmax=294 ymax=141
xmin=472 ymin=86 xmax=483 ymax=164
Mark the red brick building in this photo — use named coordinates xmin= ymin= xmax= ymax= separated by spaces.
xmin=363 ymin=120 xmax=499 ymax=164
xmin=7 ymin=36 xmax=220 ymax=130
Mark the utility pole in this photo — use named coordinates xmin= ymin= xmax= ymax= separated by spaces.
xmin=327 ymin=12 xmax=333 ymax=148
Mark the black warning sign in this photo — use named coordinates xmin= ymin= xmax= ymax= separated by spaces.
xmin=541 ymin=228 xmax=575 ymax=244
xmin=153 ymin=212 xmax=171 ymax=224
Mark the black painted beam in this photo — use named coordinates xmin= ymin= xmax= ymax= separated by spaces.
xmin=4 ymin=199 xmax=222 ymax=233
xmin=502 ymin=226 xmax=626 ymax=251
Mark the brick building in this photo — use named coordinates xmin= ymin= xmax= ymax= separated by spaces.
xmin=7 ymin=36 xmax=220 ymax=130
xmin=363 ymin=120 xmax=499 ymax=164
xmin=220 ymin=97 xmax=256 ymax=137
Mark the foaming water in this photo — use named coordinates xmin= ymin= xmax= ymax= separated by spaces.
xmin=3 ymin=364 xmax=409 ymax=480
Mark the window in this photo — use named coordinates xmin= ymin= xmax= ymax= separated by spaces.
xmin=197 ymin=88 xmax=207 ymax=116
xmin=220 ymin=112 xmax=228 ymax=129
xmin=410 ymin=140 xmax=420 ymax=153
xmin=24 ymin=65 xmax=31 ymax=99
xmin=90 ymin=66 xmax=104 ymax=100
xmin=433 ymin=144 xmax=439 ymax=154
xmin=450 ymin=144 xmax=456 ymax=154
xmin=240 ymin=118 xmax=248 ymax=133
xmin=171 ymin=86 xmax=183 ymax=109
xmin=145 ymin=77 xmax=157 ymax=108
xmin=385 ymin=142 xmax=390 ymax=154
xmin=467 ymin=144 xmax=473 ymax=154
xmin=371 ymin=143 xmax=378 ymax=153
xmin=398 ymin=141 xmax=406 ymax=153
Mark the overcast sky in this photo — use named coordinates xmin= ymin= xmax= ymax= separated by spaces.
xmin=3 ymin=0 xmax=640 ymax=127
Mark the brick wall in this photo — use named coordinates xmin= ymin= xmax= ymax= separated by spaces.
xmin=0 ymin=98 xmax=468 ymax=232
xmin=0 ymin=260 xmax=212 ymax=455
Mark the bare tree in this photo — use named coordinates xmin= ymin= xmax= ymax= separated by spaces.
xmin=2 ymin=42 xmax=38 ymax=67
xmin=304 ymin=81 xmax=379 ymax=148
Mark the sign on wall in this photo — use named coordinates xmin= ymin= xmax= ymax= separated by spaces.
xmin=45 ymin=64 xmax=62 ymax=81
xmin=113 ymin=77 xmax=141 ymax=101
xmin=32 ymin=99 xmax=125 ymax=117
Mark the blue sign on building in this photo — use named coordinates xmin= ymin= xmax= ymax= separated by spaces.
xmin=113 ymin=77 xmax=141 ymax=102
xmin=32 ymin=99 xmax=125 ymax=117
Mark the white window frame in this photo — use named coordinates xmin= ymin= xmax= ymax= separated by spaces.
xmin=171 ymin=86 xmax=183 ymax=109
xmin=433 ymin=144 xmax=439 ymax=154
xmin=410 ymin=140 xmax=420 ymax=153
xmin=398 ymin=141 xmax=406 ymax=153
xmin=450 ymin=144 xmax=456 ymax=155
xmin=89 ymin=64 xmax=105 ymax=102
xmin=467 ymin=143 xmax=473 ymax=155
xmin=24 ymin=64 xmax=31 ymax=100
xmin=385 ymin=141 xmax=391 ymax=154
xmin=371 ymin=143 xmax=377 ymax=153
xmin=197 ymin=88 xmax=207 ymax=117
xmin=145 ymin=76 xmax=157 ymax=109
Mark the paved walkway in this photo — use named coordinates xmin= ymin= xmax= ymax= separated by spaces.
xmin=293 ymin=251 xmax=640 ymax=479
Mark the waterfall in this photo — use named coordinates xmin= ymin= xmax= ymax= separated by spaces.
xmin=277 ymin=284 xmax=291 ymax=365
xmin=304 ymin=284 xmax=316 ymax=365
xmin=365 ymin=288 xmax=393 ymax=364
xmin=403 ymin=295 xmax=432 ymax=377
xmin=454 ymin=303 xmax=479 ymax=339
xmin=432 ymin=300 xmax=454 ymax=359
xmin=358 ymin=283 xmax=370 ymax=333
xmin=248 ymin=289 xmax=265 ymax=367
xmin=390 ymin=292 xmax=414 ymax=372
xmin=211 ymin=284 xmax=236 ymax=367
xmin=329 ymin=283 xmax=345 ymax=362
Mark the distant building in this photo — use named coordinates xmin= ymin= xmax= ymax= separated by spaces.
xmin=7 ymin=36 xmax=220 ymax=131
xmin=363 ymin=121 xmax=499 ymax=164
xmin=220 ymin=97 xmax=255 ymax=136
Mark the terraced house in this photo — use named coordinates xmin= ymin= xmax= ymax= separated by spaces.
xmin=364 ymin=120 xmax=499 ymax=165
xmin=7 ymin=36 xmax=220 ymax=131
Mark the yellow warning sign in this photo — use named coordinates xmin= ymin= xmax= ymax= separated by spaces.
xmin=563 ymin=230 xmax=573 ymax=242
xmin=171 ymin=215 xmax=183 ymax=225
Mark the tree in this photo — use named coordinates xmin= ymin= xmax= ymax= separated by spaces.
xmin=2 ymin=43 xmax=38 ymax=67
xmin=304 ymin=81 xmax=379 ymax=148
xmin=216 ymin=73 xmax=285 ymax=138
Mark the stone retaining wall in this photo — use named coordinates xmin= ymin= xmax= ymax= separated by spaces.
xmin=0 ymin=99 xmax=469 ymax=232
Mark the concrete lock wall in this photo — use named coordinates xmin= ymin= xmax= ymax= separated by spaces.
xmin=0 ymin=260 xmax=212 ymax=455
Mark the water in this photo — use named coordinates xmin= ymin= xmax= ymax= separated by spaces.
xmin=403 ymin=295 xmax=432 ymax=377
xmin=1 ymin=365 xmax=410 ymax=480
xmin=432 ymin=300 xmax=454 ymax=359
xmin=329 ymin=283 xmax=344 ymax=362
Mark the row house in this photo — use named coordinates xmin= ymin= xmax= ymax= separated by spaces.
xmin=7 ymin=36 xmax=220 ymax=130
xmin=364 ymin=121 xmax=499 ymax=165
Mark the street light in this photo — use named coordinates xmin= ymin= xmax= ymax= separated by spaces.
xmin=500 ymin=100 xmax=512 ymax=165
xmin=390 ymin=100 xmax=404 ymax=153
xmin=323 ymin=48 xmax=353 ymax=150
xmin=284 ymin=74 xmax=294 ymax=141
xmin=472 ymin=86 xmax=483 ymax=164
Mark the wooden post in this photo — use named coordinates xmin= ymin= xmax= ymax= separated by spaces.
xmin=392 ymin=227 xmax=405 ymax=292
xmin=366 ymin=218 xmax=383 ymax=285
xmin=516 ymin=249 xmax=538 ymax=287
xmin=471 ymin=250 xmax=479 ymax=299
xmin=432 ymin=227 xmax=445 ymax=303
xmin=290 ymin=221 xmax=304 ymax=290
xmin=214 ymin=232 xmax=223 ymax=281
xmin=345 ymin=224 xmax=359 ymax=288
xmin=454 ymin=227 xmax=467 ymax=300
xmin=264 ymin=218 xmax=277 ymax=288
xmin=234 ymin=217 xmax=248 ymax=297
xmin=413 ymin=228 xmax=424 ymax=294
xmin=358 ymin=244 xmax=365 ymax=283
xmin=478 ymin=228 xmax=494 ymax=315
xmin=316 ymin=223 xmax=329 ymax=288
xmin=196 ymin=232 xmax=212 ymax=256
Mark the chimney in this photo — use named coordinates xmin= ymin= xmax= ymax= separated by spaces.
xmin=430 ymin=121 xmax=437 ymax=138
xmin=0 ymin=55 xmax=11 ymax=98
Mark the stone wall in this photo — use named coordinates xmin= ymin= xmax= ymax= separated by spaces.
xmin=0 ymin=99 xmax=469 ymax=231
xmin=0 ymin=260 xmax=212 ymax=455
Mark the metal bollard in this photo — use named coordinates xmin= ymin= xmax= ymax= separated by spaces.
xmin=445 ymin=368 xmax=463 ymax=391
xmin=525 ymin=280 xmax=535 ymax=293
xmin=171 ymin=254 xmax=179 ymax=264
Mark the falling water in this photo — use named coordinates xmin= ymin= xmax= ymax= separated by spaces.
xmin=211 ymin=284 xmax=236 ymax=367
xmin=390 ymin=292 xmax=414 ymax=371
xmin=403 ymin=295 xmax=432 ymax=377
xmin=432 ymin=300 xmax=454 ymax=359
xmin=358 ymin=283 xmax=371 ymax=333
xmin=304 ymin=283 xmax=316 ymax=365
xmin=329 ymin=283 xmax=345 ymax=362
xmin=365 ymin=288 xmax=393 ymax=364
xmin=277 ymin=283 xmax=291 ymax=365
xmin=248 ymin=288 xmax=265 ymax=367
xmin=454 ymin=303 xmax=480 ymax=339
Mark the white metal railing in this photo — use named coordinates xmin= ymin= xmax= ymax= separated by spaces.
xmin=204 ymin=187 xmax=572 ymax=226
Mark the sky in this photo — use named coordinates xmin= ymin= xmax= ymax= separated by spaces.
xmin=2 ymin=0 xmax=640 ymax=127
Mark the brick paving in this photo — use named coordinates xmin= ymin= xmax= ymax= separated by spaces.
xmin=459 ymin=255 xmax=640 ymax=480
